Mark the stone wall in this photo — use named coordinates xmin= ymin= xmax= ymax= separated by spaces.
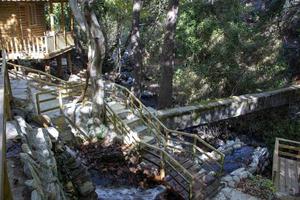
xmin=156 ymin=85 xmax=300 ymax=129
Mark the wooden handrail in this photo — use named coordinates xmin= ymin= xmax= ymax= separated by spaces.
xmin=7 ymin=62 xmax=67 ymax=85
xmin=0 ymin=51 xmax=6 ymax=199
xmin=0 ymin=50 xmax=12 ymax=199
xmin=109 ymin=83 xmax=225 ymax=174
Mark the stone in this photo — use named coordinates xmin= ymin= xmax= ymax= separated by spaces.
xmin=232 ymin=175 xmax=240 ymax=183
xmin=233 ymin=143 xmax=242 ymax=149
xmin=226 ymin=140 xmax=235 ymax=146
xmin=46 ymin=127 xmax=59 ymax=141
xmin=78 ymin=181 xmax=95 ymax=196
xmin=228 ymin=180 xmax=235 ymax=187
xmin=240 ymin=171 xmax=250 ymax=179
xmin=15 ymin=117 xmax=67 ymax=200
xmin=222 ymin=175 xmax=233 ymax=183
xmin=231 ymin=167 xmax=245 ymax=176
xmin=248 ymin=166 xmax=257 ymax=174
xmin=213 ymin=187 xmax=260 ymax=200
xmin=6 ymin=121 xmax=19 ymax=140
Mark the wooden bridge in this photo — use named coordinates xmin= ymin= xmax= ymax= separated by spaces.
xmin=272 ymin=138 xmax=300 ymax=198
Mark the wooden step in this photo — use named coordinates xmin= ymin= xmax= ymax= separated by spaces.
xmin=132 ymin=125 xmax=148 ymax=135
xmin=115 ymin=108 xmax=132 ymax=119
xmin=141 ymin=153 xmax=161 ymax=167
xmin=123 ymin=117 xmax=141 ymax=128
xmin=107 ymin=101 xmax=126 ymax=111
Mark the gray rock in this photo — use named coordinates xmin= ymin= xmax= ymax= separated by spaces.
xmin=222 ymin=175 xmax=233 ymax=183
xmin=228 ymin=180 xmax=236 ymax=187
xmin=232 ymin=176 xmax=240 ymax=183
xmin=78 ymin=181 xmax=95 ymax=196
xmin=231 ymin=167 xmax=245 ymax=176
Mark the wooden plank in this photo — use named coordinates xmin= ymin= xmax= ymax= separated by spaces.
xmin=279 ymin=144 xmax=300 ymax=151
xmin=279 ymin=157 xmax=287 ymax=193
xmin=289 ymin=159 xmax=298 ymax=194
xmin=297 ymin=161 xmax=300 ymax=194
xmin=181 ymin=160 xmax=194 ymax=170
xmin=279 ymin=151 xmax=300 ymax=159
xmin=0 ymin=52 xmax=6 ymax=200
xmin=278 ymin=138 xmax=300 ymax=145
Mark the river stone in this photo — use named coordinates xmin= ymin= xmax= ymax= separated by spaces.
xmin=46 ymin=127 xmax=59 ymax=141
xmin=228 ymin=180 xmax=235 ymax=187
xmin=230 ymin=167 xmax=245 ymax=176
xmin=222 ymin=175 xmax=233 ymax=183
xmin=78 ymin=181 xmax=95 ymax=196
xmin=213 ymin=187 xmax=259 ymax=200
xmin=6 ymin=121 xmax=19 ymax=140
xmin=232 ymin=176 xmax=240 ymax=183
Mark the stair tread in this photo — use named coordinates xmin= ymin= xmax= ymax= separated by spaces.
xmin=123 ymin=117 xmax=140 ymax=125
xmin=140 ymin=135 xmax=155 ymax=143
xmin=115 ymin=108 xmax=132 ymax=115
xmin=133 ymin=125 xmax=148 ymax=134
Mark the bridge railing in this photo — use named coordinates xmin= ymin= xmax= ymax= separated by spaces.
xmin=107 ymin=83 xmax=225 ymax=175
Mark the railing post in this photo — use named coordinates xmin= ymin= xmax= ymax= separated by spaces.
xmin=193 ymin=136 xmax=196 ymax=160
xmin=160 ymin=151 xmax=165 ymax=181
xmin=189 ymin=180 xmax=194 ymax=200
xmin=58 ymin=88 xmax=63 ymax=114
xmin=36 ymin=94 xmax=41 ymax=115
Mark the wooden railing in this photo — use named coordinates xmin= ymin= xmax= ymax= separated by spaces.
xmin=107 ymin=83 xmax=225 ymax=173
xmin=106 ymin=83 xmax=225 ymax=199
xmin=105 ymin=100 xmax=195 ymax=198
xmin=7 ymin=62 xmax=77 ymax=86
xmin=1 ymin=32 xmax=74 ymax=59
xmin=272 ymin=137 xmax=300 ymax=185
xmin=0 ymin=50 xmax=12 ymax=199
xmin=5 ymin=62 xmax=224 ymax=199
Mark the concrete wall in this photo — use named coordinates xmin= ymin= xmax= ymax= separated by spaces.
xmin=157 ymin=85 xmax=300 ymax=129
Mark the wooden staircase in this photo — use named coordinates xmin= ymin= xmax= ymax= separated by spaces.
xmin=7 ymin=63 xmax=225 ymax=199
xmin=104 ymin=83 xmax=225 ymax=199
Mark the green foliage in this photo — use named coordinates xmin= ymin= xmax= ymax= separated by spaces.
xmin=173 ymin=0 xmax=289 ymax=103
xmin=239 ymin=175 xmax=277 ymax=199
xmin=233 ymin=108 xmax=300 ymax=151
xmin=95 ymin=124 xmax=108 ymax=140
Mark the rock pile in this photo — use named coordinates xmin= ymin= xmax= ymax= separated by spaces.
xmin=14 ymin=116 xmax=67 ymax=200
xmin=218 ymin=138 xmax=270 ymax=188
xmin=55 ymin=144 xmax=98 ymax=199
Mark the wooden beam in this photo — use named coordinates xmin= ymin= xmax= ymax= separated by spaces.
xmin=49 ymin=0 xmax=55 ymax=32
xmin=17 ymin=2 xmax=24 ymax=51
xmin=60 ymin=1 xmax=67 ymax=45
xmin=67 ymin=52 xmax=73 ymax=74
xmin=56 ymin=55 xmax=63 ymax=78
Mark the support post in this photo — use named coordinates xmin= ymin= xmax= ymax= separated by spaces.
xmin=60 ymin=1 xmax=67 ymax=45
xmin=56 ymin=55 xmax=63 ymax=78
xmin=49 ymin=1 xmax=55 ymax=32
xmin=67 ymin=52 xmax=73 ymax=74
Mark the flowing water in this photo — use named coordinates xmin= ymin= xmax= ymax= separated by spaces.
xmin=222 ymin=146 xmax=255 ymax=173
xmin=95 ymin=185 xmax=166 ymax=200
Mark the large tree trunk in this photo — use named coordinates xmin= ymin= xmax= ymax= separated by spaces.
xmin=69 ymin=0 xmax=106 ymax=123
xmin=158 ymin=0 xmax=179 ymax=109
xmin=131 ymin=0 xmax=143 ymax=97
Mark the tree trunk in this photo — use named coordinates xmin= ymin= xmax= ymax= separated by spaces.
xmin=69 ymin=0 xmax=106 ymax=123
xmin=158 ymin=0 xmax=179 ymax=109
xmin=131 ymin=0 xmax=143 ymax=97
